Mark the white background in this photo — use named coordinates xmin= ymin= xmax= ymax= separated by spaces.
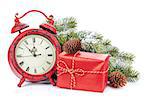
xmin=0 ymin=0 xmax=149 ymax=98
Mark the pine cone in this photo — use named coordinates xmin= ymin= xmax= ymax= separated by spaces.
xmin=63 ymin=39 xmax=81 ymax=54
xmin=109 ymin=71 xmax=127 ymax=88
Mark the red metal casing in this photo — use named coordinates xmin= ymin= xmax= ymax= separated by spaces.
xmin=11 ymin=23 xmax=29 ymax=33
xmin=39 ymin=23 xmax=57 ymax=34
xmin=11 ymin=10 xmax=56 ymax=34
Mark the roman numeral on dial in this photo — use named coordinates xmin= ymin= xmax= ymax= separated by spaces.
xmin=19 ymin=47 xmax=23 ymax=50
xmin=34 ymin=69 xmax=37 ymax=73
xmin=42 ymin=67 xmax=46 ymax=71
xmin=46 ymin=61 xmax=51 ymax=65
xmin=19 ymin=61 xmax=24 ymax=66
xmin=17 ymin=55 xmax=22 ymax=57
xmin=24 ymin=40 xmax=28 ymax=45
xmin=46 ymin=46 xmax=50 ymax=49
xmin=26 ymin=67 xmax=30 ymax=72
xmin=48 ymin=54 xmax=53 ymax=56
xmin=40 ymin=40 xmax=43 ymax=45
xmin=33 ymin=38 xmax=35 ymax=43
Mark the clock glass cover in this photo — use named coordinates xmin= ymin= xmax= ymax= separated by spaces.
xmin=15 ymin=35 xmax=56 ymax=75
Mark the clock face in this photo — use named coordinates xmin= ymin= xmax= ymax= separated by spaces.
xmin=15 ymin=35 xmax=56 ymax=75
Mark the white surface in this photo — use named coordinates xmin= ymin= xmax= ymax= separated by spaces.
xmin=0 ymin=0 xmax=149 ymax=98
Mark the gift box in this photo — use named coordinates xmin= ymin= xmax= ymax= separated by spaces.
xmin=56 ymin=51 xmax=110 ymax=92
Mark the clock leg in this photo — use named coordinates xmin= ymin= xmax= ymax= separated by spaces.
xmin=48 ymin=76 xmax=55 ymax=86
xmin=18 ymin=77 xmax=25 ymax=87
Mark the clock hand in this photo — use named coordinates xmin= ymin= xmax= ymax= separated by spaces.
xmin=18 ymin=54 xmax=41 ymax=58
xmin=34 ymin=54 xmax=41 ymax=57
xmin=31 ymin=46 xmax=38 ymax=57
xmin=24 ymin=45 xmax=38 ymax=57
xmin=36 ymin=54 xmax=41 ymax=56
xmin=31 ymin=47 xmax=37 ymax=53
xmin=18 ymin=55 xmax=33 ymax=57
xmin=23 ymin=44 xmax=32 ymax=54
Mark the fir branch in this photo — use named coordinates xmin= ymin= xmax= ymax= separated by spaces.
xmin=66 ymin=17 xmax=77 ymax=29
xmin=77 ymin=31 xmax=89 ymax=40
xmin=57 ymin=29 xmax=79 ymax=46
xmin=108 ymin=64 xmax=124 ymax=74
xmin=95 ymin=34 xmax=103 ymax=40
xmin=81 ymin=42 xmax=97 ymax=53
xmin=54 ymin=17 xmax=77 ymax=32
xmin=102 ymin=39 xmax=112 ymax=46
xmin=67 ymin=30 xmax=79 ymax=39
xmin=57 ymin=34 xmax=68 ymax=46
xmin=123 ymin=66 xmax=140 ymax=82
xmin=107 ymin=46 xmax=119 ymax=57
xmin=118 ymin=52 xmax=135 ymax=64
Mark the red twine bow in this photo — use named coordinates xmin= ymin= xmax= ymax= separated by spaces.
xmin=57 ymin=51 xmax=109 ymax=89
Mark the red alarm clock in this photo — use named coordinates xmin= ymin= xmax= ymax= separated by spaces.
xmin=8 ymin=10 xmax=61 ymax=87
